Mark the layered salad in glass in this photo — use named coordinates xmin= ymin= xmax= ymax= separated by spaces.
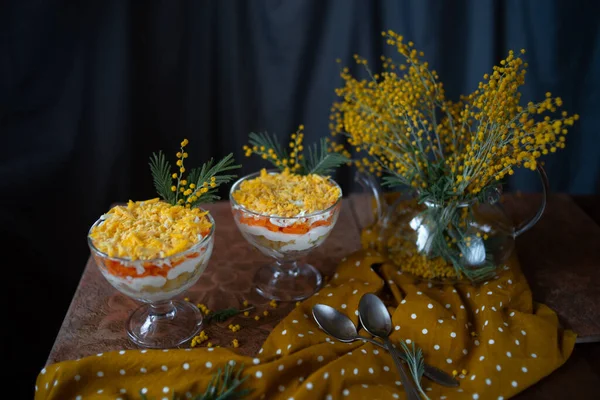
xmin=88 ymin=198 xmax=214 ymax=302
xmin=230 ymin=169 xmax=342 ymax=258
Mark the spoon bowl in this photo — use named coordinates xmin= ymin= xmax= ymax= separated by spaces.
xmin=357 ymin=293 xmax=393 ymax=337
xmin=312 ymin=304 xmax=359 ymax=342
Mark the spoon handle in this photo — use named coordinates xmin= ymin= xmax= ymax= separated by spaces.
xmin=384 ymin=337 xmax=422 ymax=400
xmin=357 ymin=336 xmax=459 ymax=387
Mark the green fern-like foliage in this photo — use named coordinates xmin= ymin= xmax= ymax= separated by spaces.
xmin=244 ymin=125 xmax=349 ymax=176
xmin=149 ymin=139 xmax=240 ymax=207
xmin=204 ymin=306 xmax=254 ymax=324
xmin=186 ymin=153 xmax=240 ymax=206
xmin=247 ymin=132 xmax=289 ymax=171
xmin=301 ymin=138 xmax=350 ymax=176
xmin=149 ymin=151 xmax=177 ymax=204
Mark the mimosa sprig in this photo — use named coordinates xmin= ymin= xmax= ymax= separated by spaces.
xmin=243 ymin=125 xmax=350 ymax=176
xmin=149 ymin=138 xmax=241 ymax=207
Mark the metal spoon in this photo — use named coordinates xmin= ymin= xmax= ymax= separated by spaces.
xmin=312 ymin=304 xmax=459 ymax=387
xmin=312 ymin=303 xmax=387 ymax=346
xmin=359 ymin=293 xmax=422 ymax=400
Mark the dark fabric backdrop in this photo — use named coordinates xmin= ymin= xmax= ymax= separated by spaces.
xmin=1 ymin=0 xmax=599 ymax=393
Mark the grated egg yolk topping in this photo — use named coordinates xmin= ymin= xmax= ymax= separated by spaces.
xmin=232 ymin=169 xmax=341 ymax=217
xmin=89 ymin=198 xmax=212 ymax=260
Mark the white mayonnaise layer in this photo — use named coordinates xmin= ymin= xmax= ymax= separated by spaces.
xmin=234 ymin=207 xmax=334 ymax=229
xmin=239 ymin=223 xmax=334 ymax=251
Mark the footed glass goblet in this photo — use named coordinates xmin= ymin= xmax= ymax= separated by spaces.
xmin=87 ymin=212 xmax=215 ymax=348
xmin=230 ymin=171 xmax=342 ymax=301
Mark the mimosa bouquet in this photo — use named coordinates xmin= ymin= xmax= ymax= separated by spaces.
xmin=330 ymin=30 xmax=579 ymax=282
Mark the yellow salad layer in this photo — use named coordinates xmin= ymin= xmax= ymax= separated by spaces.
xmin=232 ymin=169 xmax=341 ymax=217
xmin=89 ymin=198 xmax=212 ymax=260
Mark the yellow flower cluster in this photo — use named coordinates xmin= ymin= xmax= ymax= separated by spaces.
xmin=365 ymin=225 xmax=458 ymax=280
xmin=243 ymin=125 xmax=305 ymax=173
xmin=452 ymin=369 xmax=469 ymax=378
xmin=331 ymin=29 xmax=579 ymax=199
xmin=231 ymin=168 xmax=341 ymax=217
xmin=197 ymin=303 xmax=211 ymax=315
xmin=361 ymin=197 xmax=460 ymax=280
xmin=388 ymin=239 xmax=458 ymax=280
xmin=190 ymin=330 xmax=209 ymax=347
xmin=170 ymin=139 xmax=215 ymax=207
xmin=228 ymin=323 xmax=241 ymax=332
xmin=232 ymin=339 xmax=240 ymax=348
xmin=444 ymin=52 xmax=579 ymax=194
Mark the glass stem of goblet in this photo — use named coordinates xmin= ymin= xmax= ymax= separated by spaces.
xmin=148 ymin=300 xmax=177 ymax=321
xmin=274 ymin=260 xmax=301 ymax=278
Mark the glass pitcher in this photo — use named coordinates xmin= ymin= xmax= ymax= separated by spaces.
xmin=357 ymin=167 xmax=549 ymax=284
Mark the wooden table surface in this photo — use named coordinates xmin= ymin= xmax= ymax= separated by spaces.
xmin=46 ymin=193 xmax=600 ymax=399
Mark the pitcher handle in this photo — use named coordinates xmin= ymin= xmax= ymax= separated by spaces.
xmin=355 ymin=172 xmax=384 ymax=226
xmin=513 ymin=165 xmax=549 ymax=238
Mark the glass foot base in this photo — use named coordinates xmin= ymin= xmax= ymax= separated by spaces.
xmin=254 ymin=262 xmax=322 ymax=301
xmin=127 ymin=300 xmax=203 ymax=349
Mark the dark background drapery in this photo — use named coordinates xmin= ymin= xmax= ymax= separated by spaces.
xmin=1 ymin=0 xmax=599 ymax=393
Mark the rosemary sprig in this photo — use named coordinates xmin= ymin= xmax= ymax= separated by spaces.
xmin=204 ymin=306 xmax=254 ymax=324
xmin=399 ymin=340 xmax=430 ymax=400
xmin=149 ymin=139 xmax=240 ymax=207
xmin=138 ymin=363 xmax=251 ymax=400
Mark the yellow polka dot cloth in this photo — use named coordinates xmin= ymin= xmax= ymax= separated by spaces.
xmin=36 ymin=246 xmax=575 ymax=399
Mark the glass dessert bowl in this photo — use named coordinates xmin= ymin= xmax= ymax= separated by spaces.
xmin=88 ymin=199 xmax=215 ymax=348
xmin=230 ymin=169 xmax=342 ymax=301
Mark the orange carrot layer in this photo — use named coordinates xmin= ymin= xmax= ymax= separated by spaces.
xmin=103 ymin=251 xmax=201 ymax=278
xmin=238 ymin=214 xmax=333 ymax=234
